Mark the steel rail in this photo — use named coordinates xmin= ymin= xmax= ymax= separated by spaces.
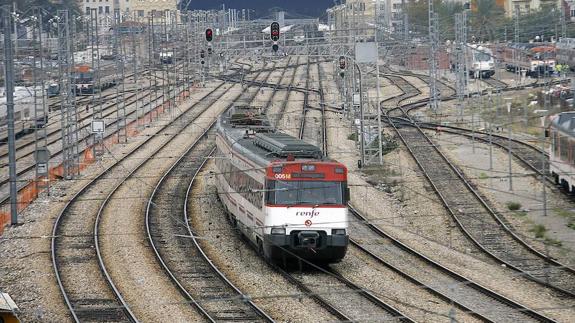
xmin=348 ymin=204 xmax=556 ymax=322
xmin=145 ymin=65 xmax=276 ymax=322
xmin=51 ymin=80 xmax=235 ymax=322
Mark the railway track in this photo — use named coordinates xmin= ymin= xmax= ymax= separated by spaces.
xmin=289 ymin=60 xmax=412 ymax=321
xmin=347 ymin=205 xmax=555 ymax=322
xmin=145 ymin=64 xmax=280 ymax=322
xmin=481 ymin=77 xmax=508 ymax=89
xmin=271 ymin=262 xmax=413 ymax=322
xmin=385 ymin=104 xmax=575 ymax=297
xmin=0 ymin=61 xmax=234 ymax=213
xmin=50 ymin=78 xmax=234 ymax=321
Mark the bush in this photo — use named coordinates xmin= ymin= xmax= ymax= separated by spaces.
xmin=506 ymin=201 xmax=522 ymax=211
xmin=347 ymin=133 xmax=357 ymax=141
xmin=530 ymin=224 xmax=548 ymax=239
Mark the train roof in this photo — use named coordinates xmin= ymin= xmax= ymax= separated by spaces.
xmin=217 ymin=106 xmax=324 ymax=167
xmin=550 ymin=112 xmax=575 ymax=135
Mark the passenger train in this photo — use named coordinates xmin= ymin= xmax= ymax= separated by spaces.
xmin=549 ymin=112 xmax=575 ymax=192
xmin=215 ymin=106 xmax=350 ymax=263
xmin=468 ymin=45 xmax=495 ymax=78
xmin=72 ymin=63 xmax=118 ymax=95
xmin=0 ymin=86 xmax=47 ymax=142
xmin=500 ymin=43 xmax=556 ymax=77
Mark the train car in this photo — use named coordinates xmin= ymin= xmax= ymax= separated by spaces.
xmin=72 ymin=63 xmax=118 ymax=95
xmin=467 ymin=45 xmax=495 ymax=78
xmin=501 ymin=43 xmax=556 ymax=77
xmin=556 ymin=37 xmax=575 ymax=69
xmin=0 ymin=292 xmax=19 ymax=323
xmin=0 ymin=86 xmax=48 ymax=142
xmin=159 ymin=50 xmax=174 ymax=64
xmin=549 ymin=112 xmax=575 ymax=192
xmin=215 ymin=106 xmax=350 ymax=263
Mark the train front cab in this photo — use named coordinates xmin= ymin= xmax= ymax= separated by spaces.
xmin=0 ymin=292 xmax=19 ymax=323
xmin=549 ymin=113 xmax=575 ymax=193
xmin=261 ymin=161 xmax=350 ymax=263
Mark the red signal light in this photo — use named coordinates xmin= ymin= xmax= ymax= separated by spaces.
xmin=205 ymin=28 xmax=213 ymax=42
xmin=339 ymin=56 xmax=346 ymax=70
xmin=270 ymin=22 xmax=280 ymax=42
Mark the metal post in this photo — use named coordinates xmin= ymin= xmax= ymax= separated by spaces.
xmin=506 ymin=101 xmax=513 ymax=191
xmin=3 ymin=6 xmax=18 ymax=224
xmin=541 ymin=112 xmax=547 ymax=216
xmin=428 ymin=1 xmax=439 ymax=113
xmin=57 ymin=10 xmax=79 ymax=179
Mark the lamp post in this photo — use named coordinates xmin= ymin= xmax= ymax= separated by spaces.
xmin=505 ymin=98 xmax=513 ymax=191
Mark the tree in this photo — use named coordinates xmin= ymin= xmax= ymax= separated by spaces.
xmin=468 ymin=0 xmax=506 ymax=42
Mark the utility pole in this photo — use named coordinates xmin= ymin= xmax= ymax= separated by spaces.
xmin=3 ymin=6 xmax=18 ymax=224
xmin=560 ymin=7 xmax=566 ymax=39
xmin=514 ymin=8 xmax=520 ymax=87
xmin=454 ymin=12 xmax=467 ymax=120
xmin=57 ymin=10 xmax=80 ymax=179
xmin=113 ymin=10 xmax=127 ymax=143
xmin=506 ymin=100 xmax=513 ymax=191
xmin=428 ymin=0 xmax=440 ymax=113
xmin=33 ymin=7 xmax=50 ymax=194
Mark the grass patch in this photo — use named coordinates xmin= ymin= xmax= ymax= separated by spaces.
xmin=478 ymin=172 xmax=488 ymax=180
xmin=514 ymin=210 xmax=528 ymax=217
xmin=506 ymin=201 xmax=522 ymax=211
xmin=554 ymin=208 xmax=574 ymax=218
xmin=545 ymin=237 xmax=563 ymax=247
xmin=347 ymin=133 xmax=357 ymax=141
xmin=530 ymin=224 xmax=548 ymax=239
xmin=553 ymin=208 xmax=575 ymax=231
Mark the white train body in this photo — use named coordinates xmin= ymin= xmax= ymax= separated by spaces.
xmin=468 ymin=45 xmax=495 ymax=78
xmin=215 ymin=107 xmax=349 ymax=263
xmin=549 ymin=112 xmax=575 ymax=192
xmin=0 ymin=87 xmax=47 ymax=141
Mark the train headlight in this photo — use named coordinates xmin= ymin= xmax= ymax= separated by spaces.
xmin=332 ymin=229 xmax=346 ymax=235
xmin=271 ymin=227 xmax=286 ymax=235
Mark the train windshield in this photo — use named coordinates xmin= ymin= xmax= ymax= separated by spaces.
xmin=266 ymin=180 xmax=345 ymax=206
xmin=473 ymin=52 xmax=491 ymax=62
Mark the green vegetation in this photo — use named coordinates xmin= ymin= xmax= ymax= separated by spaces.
xmin=347 ymin=133 xmax=357 ymax=141
xmin=554 ymin=208 xmax=575 ymax=231
xmin=10 ymin=0 xmax=81 ymax=18
xmin=506 ymin=201 xmax=522 ymax=211
xmin=406 ymin=0 xmax=575 ymax=42
xmin=478 ymin=172 xmax=488 ymax=180
xmin=530 ymin=224 xmax=548 ymax=239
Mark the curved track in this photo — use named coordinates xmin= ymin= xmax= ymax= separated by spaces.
xmin=144 ymin=65 xmax=278 ymax=322
xmin=385 ymin=102 xmax=575 ymax=297
xmin=51 ymin=81 xmax=232 ymax=322
xmin=347 ymin=205 xmax=555 ymax=322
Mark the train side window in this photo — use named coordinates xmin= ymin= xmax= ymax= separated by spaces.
xmin=560 ymin=134 xmax=569 ymax=161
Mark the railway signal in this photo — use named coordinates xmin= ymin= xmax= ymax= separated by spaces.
xmin=200 ymin=49 xmax=205 ymax=58
xmin=339 ymin=56 xmax=346 ymax=78
xmin=205 ymin=28 xmax=213 ymax=42
xmin=270 ymin=22 xmax=280 ymax=41
xmin=272 ymin=44 xmax=279 ymax=52
xmin=208 ymin=47 xmax=212 ymax=55
xmin=339 ymin=56 xmax=346 ymax=69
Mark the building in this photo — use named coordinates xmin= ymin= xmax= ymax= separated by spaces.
xmin=502 ymin=0 xmax=562 ymax=17
xmin=78 ymin=0 xmax=177 ymax=21
xmin=326 ymin=0 xmax=406 ymax=37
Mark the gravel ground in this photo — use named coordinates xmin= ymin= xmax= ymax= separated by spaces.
xmin=432 ymin=131 xmax=575 ymax=266
xmin=335 ymin=247 xmax=480 ymax=322
xmin=97 ymin=83 xmax=243 ymax=322
xmin=319 ymin=64 xmax=575 ymax=321
xmin=189 ymin=165 xmax=338 ymax=322
xmin=0 ymin=81 xmax=224 ymax=322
